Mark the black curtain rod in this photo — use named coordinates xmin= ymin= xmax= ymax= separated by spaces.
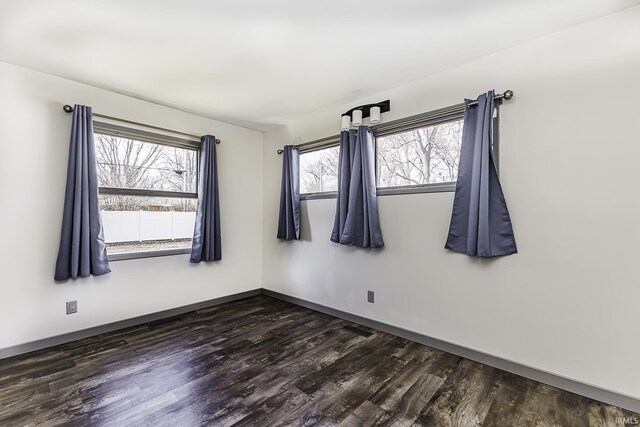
xmin=467 ymin=89 xmax=513 ymax=107
xmin=277 ymin=90 xmax=514 ymax=154
xmin=62 ymin=105 xmax=220 ymax=144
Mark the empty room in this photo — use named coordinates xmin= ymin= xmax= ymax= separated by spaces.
xmin=1 ymin=1 xmax=640 ymax=426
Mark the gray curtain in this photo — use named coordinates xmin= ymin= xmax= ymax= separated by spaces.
xmin=331 ymin=126 xmax=384 ymax=248
xmin=445 ymin=91 xmax=517 ymax=257
xmin=54 ymin=105 xmax=111 ymax=280
xmin=190 ymin=135 xmax=222 ymax=262
xmin=277 ymin=145 xmax=301 ymax=240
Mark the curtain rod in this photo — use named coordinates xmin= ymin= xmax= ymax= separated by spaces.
xmin=62 ymin=105 xmax=220 ymax=144
xmin=276 ymin=90 xmax=513 ymax=154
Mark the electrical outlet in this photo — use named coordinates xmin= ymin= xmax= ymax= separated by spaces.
xmin=66 ymin=300 xmax=77 ymax=315
xmin=367 ymin=290 xmax=375 ymax=303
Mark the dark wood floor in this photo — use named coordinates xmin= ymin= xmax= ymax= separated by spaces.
xmin=0 ymin=295 xmax=637 ymax=426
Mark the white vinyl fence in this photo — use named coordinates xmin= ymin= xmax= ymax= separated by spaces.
xmin=101 ymin=211 xmax=196 ymax=243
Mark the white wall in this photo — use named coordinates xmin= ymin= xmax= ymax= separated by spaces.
xmin=262 ymin=6 xmax=640 ymax=401
xmin=0 ymin=61 xmax=263 ymax=350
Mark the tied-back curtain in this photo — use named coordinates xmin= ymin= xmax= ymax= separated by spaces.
xmin=445 ymin=91 xmax=517 ymax=257
xmin=54 ymin=105 xmax=111 ymax=280
xmin=331 ymin=126 xmax=384 ymax=248
xmin=190 ymin=135 xmax=222 ymax=262
xmin=277 ymin=145 xmax=301 ymax=240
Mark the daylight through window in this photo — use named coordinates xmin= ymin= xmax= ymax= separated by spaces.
xmin=299 ymin=145 xmax=340 ymax=194
xmin=94 ymin=131 xmax=199 ymax=258
xmin=298 ymin=115 xmax=465 ymax=197
xmin=377 ymin=119 xmax=464 ymax=188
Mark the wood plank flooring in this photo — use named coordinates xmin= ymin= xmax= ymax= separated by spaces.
xmin=0 ymin=295 xmax=637 ymax=426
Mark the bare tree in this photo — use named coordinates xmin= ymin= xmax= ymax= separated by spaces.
xmin=95 ymin=135 xmax=163 ymax=188
xmin=159 ymin=147 xmax=198 ymax=211
xmin=300 ymin=147 xmax=339 ymax=193
xmin=95 ymin=135 xmax=202 ymax=212
xmin=377 ymin=120 xmax=462 ymax=187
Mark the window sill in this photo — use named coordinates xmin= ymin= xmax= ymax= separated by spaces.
xmin=300 ymin=191 xmax=338 ymax=201
xmin=300 ymin=183 xmax=456 ymax=200
xmin=376 ymin=182 xmax=456 ymax=196
xmin=107 ymin=248 xmax=191 ymax=261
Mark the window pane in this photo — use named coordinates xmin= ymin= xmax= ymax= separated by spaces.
xmin=377 ymin=119 xmax=463 ymax=187
xmin=299 ymin=146 xmax=340 ymax=194
xmin=94 ymin=134 xmax=198 ymax=193
xmin=99 ymin=195 xmax=196 ymax=254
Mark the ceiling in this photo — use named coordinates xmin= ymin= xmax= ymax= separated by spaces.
xmin=1 ymin=0 xmax=638 ymax=130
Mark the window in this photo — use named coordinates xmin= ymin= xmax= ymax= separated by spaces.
xmin=299 ymin=145 xmax=340 ymax=196
xmin=376 ymin=118 xmax=464 ymax=192
xmin=296 ymin=106 xmax=470 ymax=198
xmin=93 ymin=122 xmax=200 ymax=260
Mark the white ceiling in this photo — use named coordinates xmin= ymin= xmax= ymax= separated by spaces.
xmin=1 ymin=0 xmax=638 ymax=130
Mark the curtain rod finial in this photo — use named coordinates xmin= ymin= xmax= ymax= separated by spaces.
xmin=215 ymin=138 xmax=221 ymax=144
xmin=503 ymin=90 xmax=514 ymax=100
xmin=277 ymin=149 xmax=284 ymax=154
xmin=63 ymin=105 xmax=74 ymax=113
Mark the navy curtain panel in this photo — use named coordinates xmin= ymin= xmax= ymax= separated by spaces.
xmin=54 ymin=105 xmax=111 ymax=280
xmin=190 ymin=135 xmax=222 ymax=262
xmin=445 ymin=91 xmax=517 ymax=257
xmin=331 ymin=126 xmax=384 ymax=248
xmin=277 ymin=145 xmax=301 ymax=240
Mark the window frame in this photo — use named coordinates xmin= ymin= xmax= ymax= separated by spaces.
xmin=299 ymin=139 xmax=340 ymax=201
xmin=93 ymin=121 xmax=201 ymax=261
xmin=297 ymin=102 xmax=500 ymax=200
xmin=373 ymin=113 xmax=465 ymax=196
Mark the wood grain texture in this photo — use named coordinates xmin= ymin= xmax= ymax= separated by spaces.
xmin=0 ymin=295 xmax=637 ymax=426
